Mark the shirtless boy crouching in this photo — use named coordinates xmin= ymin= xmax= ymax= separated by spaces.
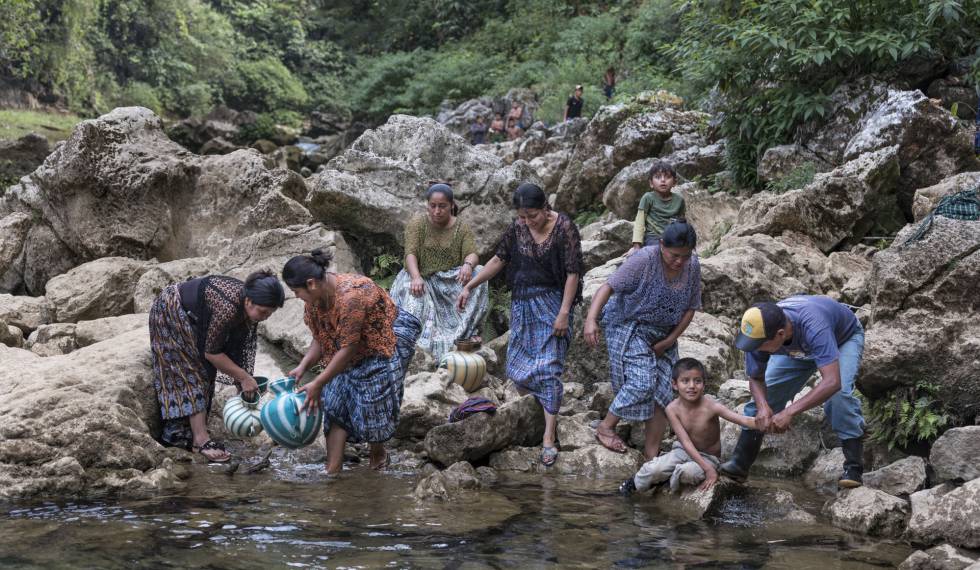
xmin=619 ymin=358 xmax=757 ymax=495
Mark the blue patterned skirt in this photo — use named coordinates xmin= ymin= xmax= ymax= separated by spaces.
xmin=506 ymin=287 xmax=571 ymax=415
xmin=602 ymin=304 xmax=677 ymax=422
xmin=320 ymin=308 xmax=422 ymax=443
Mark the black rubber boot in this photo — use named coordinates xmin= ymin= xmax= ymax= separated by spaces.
xmin=719 ymin=430 xmax=764 ymax=482
xmin=618 ymin=477 xmax=637 ymax=496
xmin=839 ymin=438 xmax=864 ymax=488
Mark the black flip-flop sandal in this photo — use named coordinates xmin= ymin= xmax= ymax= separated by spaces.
xmin=193 ymin=439 xmax=230 ymax=463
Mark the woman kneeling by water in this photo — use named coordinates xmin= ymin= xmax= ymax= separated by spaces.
xmin=388 ymin=182 xmax=489 ymax=361
xmin=457 ymin=182 xmax=583 ymax=467
xmin=284 ymin=249 xmax=422 ymax=474
xmin=150 ymin=271 xmax=284 ymax=463
xmin=584 ymin=219 xmax=702 ymax=460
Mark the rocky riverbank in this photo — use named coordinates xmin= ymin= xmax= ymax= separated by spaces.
xmin=1 ymin=75 xmax=979 ymax=565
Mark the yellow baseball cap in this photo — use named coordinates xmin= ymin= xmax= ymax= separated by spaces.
xmin=734 ymin=302 xmax=786 ymax=351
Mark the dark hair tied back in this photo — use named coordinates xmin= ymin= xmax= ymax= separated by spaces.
xmin=512 ymin=182 xmax=548 ymax=210
xmin=283 ymin=249 xmax=333 ymax=288
xmin=661 ymin=218 xmax=697 ymax=249
xmin=244 ymin=270 xmax=285 ymax=308
xmin=426 ymin=182 xmax=459 ymax=216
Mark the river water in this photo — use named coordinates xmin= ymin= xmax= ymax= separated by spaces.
xmin=0 ymin=343 xmax=913 ymax=568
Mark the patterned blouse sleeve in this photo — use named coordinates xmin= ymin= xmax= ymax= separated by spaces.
xmin=687 ymin=256 xmax=703 ymax=311
xmin=559 ymin=215 xmax=584 ymax=276
xmin=458 ymin=221 xmax=478 ymax=259
xmin=204 ymin=293 xmax=238 ymax=354
xmin=606 ymin=247 xmax=646 ymax=294
xmin=404 ymin=215 xmax=423 ymax=260
xmin=494 ymin=221 xmax=517 ymax=262
xmin=334 ymin=286 xmax=368 ymax=349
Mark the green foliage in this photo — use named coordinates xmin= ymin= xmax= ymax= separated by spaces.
xmin=573 ymin=203 xmax=606 ymax=228
xmin=114 ymin=81 xmax=163 ymax=114
xmin=224 ymin=56 xmax=309 ymax=113
xmin=865 ymin=381 xmax=951 ymax=451
xmin=370 ymin=253 xmax=403 ymax=290
xmin=671 ymin=0 xmax=980 ymax=187
xmin=765 ymin=162 xmax=817 ymax=194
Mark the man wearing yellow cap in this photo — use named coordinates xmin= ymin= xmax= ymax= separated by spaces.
xmin=721 ymin=295 xmax=865 ymax=488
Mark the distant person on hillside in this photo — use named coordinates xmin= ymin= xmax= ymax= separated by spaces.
xmin=506 ymin=101 xmax=526 ymax=140
xmin=603 ymin=67 xmax=616 ymax=101
xmin=626 ymin=160 xmax=685 ymax=256
xmin=489 ymin=112 xmax=506 ymax=143
xmin=470 ymin=115 xmax=488 ymax=145
xmin=564 ymin=85 xmax=584 ymax=121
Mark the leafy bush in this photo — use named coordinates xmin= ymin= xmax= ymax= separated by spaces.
xmin=865 ymin=381 xmax=951 ymax=451
xmin=765 ymin=162 xmax=817 ymax=194
xmin=370 ymin=253 xmax=403 ymax=290
xmin=114 ymin=81 xmax=163 ymax=114
xmin=225 ymin=56 xmax=309 ymax=113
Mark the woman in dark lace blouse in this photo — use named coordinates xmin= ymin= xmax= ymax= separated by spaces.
xmin=458 ymin=183 xmax=583 ymax=467
xmin=149 ymin=271 xmax=284 ymax=462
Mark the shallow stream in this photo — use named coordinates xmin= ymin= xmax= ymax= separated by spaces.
xmin=0 ymin=343 xmax=913 ymax=568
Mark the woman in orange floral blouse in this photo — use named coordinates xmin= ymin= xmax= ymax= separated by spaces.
xmin=283 ymin=249 xmax=422 ymax=474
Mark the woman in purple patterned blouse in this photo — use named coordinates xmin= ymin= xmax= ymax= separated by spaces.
xmin=583 ymin=219 xmax=701 ymax=460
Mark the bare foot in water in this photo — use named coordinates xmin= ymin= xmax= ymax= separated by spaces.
xmin=369 ymin=445 xmax=389 ymax=470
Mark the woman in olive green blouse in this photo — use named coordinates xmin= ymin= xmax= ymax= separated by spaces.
xmin=388 ymin=183 xmax=489 ymax=360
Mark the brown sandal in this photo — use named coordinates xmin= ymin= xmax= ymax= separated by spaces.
xmin=595 ymin=429 xmax=627 ymax=454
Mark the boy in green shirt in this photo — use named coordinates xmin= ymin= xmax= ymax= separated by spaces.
xmin=627 ymin=161 xmax=685 ymax=256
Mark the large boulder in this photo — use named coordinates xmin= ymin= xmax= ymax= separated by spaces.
xmin=677 ymin=312 xmax=739 ymax=389
xmin=0 ymin=213 xmax=32 ymax=290
xmin=683 ymin=185 xmax=745 ymax=248
xmin=0 ymin=293 xmax=53 ymax=334
xmin=860 ymin=218 xmax=980 ymax=422
xmin=75 ymin=313 xmax=149 ymax=348
xmin=44 ymin=257 xmax=150 ymax=323
xmin=907 ymin=480 xmax=980 ymax=549
xmin=423 ymin=394 xmax=544 ymax=466
xmin=413 ymin=461 xmax=484 ymax=501
xmin=579 ymin=218 xmax=633 ymax=270
xmin=699 ymin=233 xmax=842 ymax=319
xmin=24 ymin=323 xmax=77 ymax=356
xmin=756 ymin=143 xmax=832 ymax=185
xmin=488 ymin=444 xmax=643 ymax=479
xmin=395 ymin=371 xmax=468 ymax=440
xmin=132 ymin=257 xmax=218 ymax=313
xmin=899 ymin=544 xmax=980 ymax=570
xmin=0 ymin=329 xmax=179 ymax=498
xmin=730 ymin=146 xmax=903 ymax=252
xmin=305 ymin=115 xmax=540 ymax=257
xmin=930 ymin=427 xmax=980 ymax=483
xmin=796 ymin=77 xmax=892 ymax=164
xmin=865 ymin=456 xmax=929 ymax=497
xmin=841 ymin=89 xmax=978 ymax=216
xmin=824 ymin=486 xmax=910 ymax=538
xmin=555 ymin=101 xmax=705 ymax=214
xmin=258 ymin=298 xmax=310 ymax=360
xmin=804 ymin=447 xmax=847 ymax=492
xmin=601 ymin=158 xmax=666 ymax=220
xmin=0 ymin=107 xmax=312 ymax=292
xmin=215 ymin=223 xmax=357 ymax=281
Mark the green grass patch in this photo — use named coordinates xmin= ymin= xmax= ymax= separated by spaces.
xmin=0 ymin=109 xmax=82 ymax=142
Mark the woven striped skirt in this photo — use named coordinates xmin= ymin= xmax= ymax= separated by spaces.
xmin=389 ymin=266 xmax=489 ymax=361
xmin=320 ymin=308 xmax=422 ymax=443
xmin=602 ymin=305 xmax=677 ymax=422
xmin=149 ymin=285 xmax=212 ymax=448
xmin=506 ymin=288 xmax=571 ymax=415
